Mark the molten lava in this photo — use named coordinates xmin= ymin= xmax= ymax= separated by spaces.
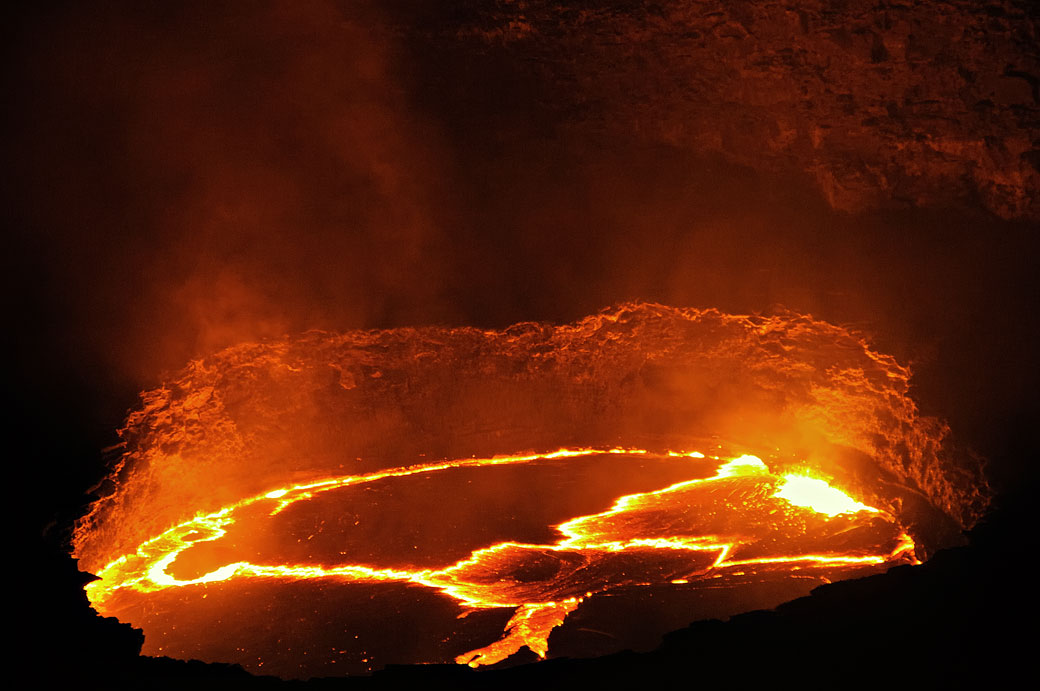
xmin=74 ymin=303 xmax=987 ymax=678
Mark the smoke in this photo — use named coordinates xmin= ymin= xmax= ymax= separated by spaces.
xmin=8 ymin=0 xmax=1036 ymax=497
xmin=10 ymin=0 xmax=457 ymax=396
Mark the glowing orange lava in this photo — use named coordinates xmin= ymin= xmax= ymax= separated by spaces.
xmin=73 ymin=303 xmax=987 ymax=677
xmin=83 ymin=449 xmax=916 ymax=669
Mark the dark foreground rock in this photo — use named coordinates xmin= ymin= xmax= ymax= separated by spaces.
xmin=25 ymin=491 xmax=1028 ymax=690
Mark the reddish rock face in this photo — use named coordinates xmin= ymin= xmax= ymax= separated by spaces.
xmin=395 ymin=0 xmax=1039 ymax=219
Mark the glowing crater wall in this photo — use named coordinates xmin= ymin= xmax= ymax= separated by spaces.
xmin=75 ymin=302 xmax=986 ymax=573
xmin=72 ymin=302 xmax=989 ymax=676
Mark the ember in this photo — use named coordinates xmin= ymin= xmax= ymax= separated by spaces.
xmin=74 ymin=303 xmax=987 ymax=678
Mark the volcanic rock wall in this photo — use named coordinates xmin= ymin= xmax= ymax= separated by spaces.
xmin=398 ymin=0 xmax=1039 ymax=219
xmin=74 ymin=304 xmax=988 ymax=575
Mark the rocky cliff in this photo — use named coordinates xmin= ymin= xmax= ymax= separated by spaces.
xmin=396 ymin=0 xmax=1039 ymax=219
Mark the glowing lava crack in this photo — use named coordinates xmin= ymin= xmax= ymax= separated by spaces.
xmin=84 ymin=449 xmax=915 ymax=670
xmin=73 ymin=303 xmax=987 ymax=678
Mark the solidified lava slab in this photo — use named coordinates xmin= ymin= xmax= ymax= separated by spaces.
xmin=87 ymin=450 xmax=914 ymax=677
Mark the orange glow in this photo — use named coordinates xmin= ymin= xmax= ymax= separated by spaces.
xmin=73 ymin=304 xmax=986 ymax=677
xmin=83 ymin=450 xmax=916 ymax=670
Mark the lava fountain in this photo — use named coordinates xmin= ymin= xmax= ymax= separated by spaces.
xmin=73 ymin=303 xmax=989 ymax=678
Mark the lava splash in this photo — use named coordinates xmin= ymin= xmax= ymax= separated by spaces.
xmin=73 ymin=303 xmax=988 ymax=678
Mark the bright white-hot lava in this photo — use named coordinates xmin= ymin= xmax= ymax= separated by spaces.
xmin=773 ymin=474 xmax=880 ymax=517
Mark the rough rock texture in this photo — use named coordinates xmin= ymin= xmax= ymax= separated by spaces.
xmin=74 ymin=303 xmax=985 ymax=575
xmin=398 ymin=0 xmax=1039 ymax=219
